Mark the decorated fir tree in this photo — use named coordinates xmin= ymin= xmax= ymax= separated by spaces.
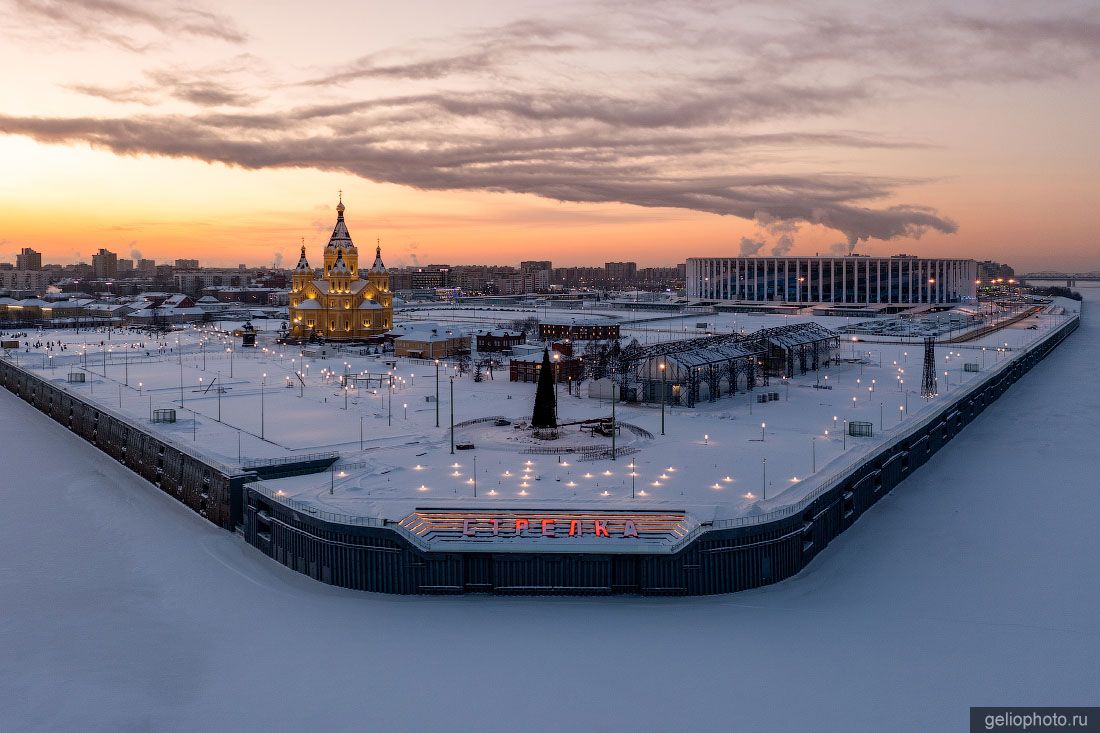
xmin=531 ymin=348 xmax=558 ymax=429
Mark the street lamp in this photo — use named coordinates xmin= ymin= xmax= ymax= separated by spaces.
xmin=435 ymin=359 xmax=441 ymax=428
xmin=260 ymin=373 xmax=266 ymax=440
xmin=659 ymin=361 xmax=666 ymax=436
xmin=449 ymin=375 xmax=455 ymax=455
xmin=761 ymin=457 xmax=767 ymax=499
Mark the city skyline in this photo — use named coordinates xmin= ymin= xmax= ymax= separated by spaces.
xmin=1 ymin=0 xmax=1098 ymax=270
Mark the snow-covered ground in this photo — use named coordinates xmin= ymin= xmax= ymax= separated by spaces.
xmin=1 ymin=301 xmax=1077 ymax=528
xmin=0 ymin=287 xmax=1095 ymax=732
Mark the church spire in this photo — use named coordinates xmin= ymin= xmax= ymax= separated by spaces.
xmin=295 ymin=238 xmax=311 ymax=271
xmin=371 ymin=239 xmax=387 ymax=273
xmin=326 ymin=193 xmax=354 ymax=252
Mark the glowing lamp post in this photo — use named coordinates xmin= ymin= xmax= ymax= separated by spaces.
xmin=761 ymin=457 xmax=767 ymax=500
xmin=260 ymin=373 xmax=266 ymax=440
xmin=659 ymin=361 xmax=666 ymax=436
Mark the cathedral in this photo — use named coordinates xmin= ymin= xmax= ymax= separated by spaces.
xmin=288 ymin=195 xmax=393 ymax=341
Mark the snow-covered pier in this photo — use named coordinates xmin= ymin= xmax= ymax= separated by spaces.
xmin=0 ymin=301 xmax=1080 ymax=594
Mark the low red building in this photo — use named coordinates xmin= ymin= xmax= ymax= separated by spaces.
xmin=538 ymin=318 xmax=619 ymax=342
xmin=509 ymin=351 xmax=584 ymax=384
xmin=475 ymin=329 xmax=526 ymax=352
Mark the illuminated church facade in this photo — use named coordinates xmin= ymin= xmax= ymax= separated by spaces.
xmin=288 ymin=196 xmax=392 ymax=341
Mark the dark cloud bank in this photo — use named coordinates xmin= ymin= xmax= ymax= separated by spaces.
xmin=5 ymin=0 xmax=1099 ymax=248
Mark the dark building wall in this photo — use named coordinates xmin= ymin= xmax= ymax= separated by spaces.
xmin=509 ymin=358 xmax=584 ymax=383
xmin=476 ymin=333 xmax=525 ymax=352
xmin=538 ymin=323 xmax=620 ymax=341
xmin=0 ymin=361 xmax=242 ymax=528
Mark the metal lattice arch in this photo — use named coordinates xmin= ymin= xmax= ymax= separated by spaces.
xmin=747 ymin=322 xmax=840 ymax=379
xmin=630 ymin=323 xmax=839 ymax=407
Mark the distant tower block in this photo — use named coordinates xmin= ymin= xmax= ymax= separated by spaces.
xmin=921 ymin=336 xmax=938 ymax=398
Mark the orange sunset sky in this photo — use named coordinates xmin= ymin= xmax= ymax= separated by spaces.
xmin=1 ymin=0 xmax=1097 ymax=271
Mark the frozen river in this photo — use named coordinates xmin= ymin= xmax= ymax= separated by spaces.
xmin=1 ymin=288 xmax=1097 ymax=732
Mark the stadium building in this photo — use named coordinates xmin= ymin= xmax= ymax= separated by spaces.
xmin=686 ymin=256 xmax=977 ymax=304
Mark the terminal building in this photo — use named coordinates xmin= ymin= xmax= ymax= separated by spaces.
xmin=686 ymin=256 xmax=977 ymax=304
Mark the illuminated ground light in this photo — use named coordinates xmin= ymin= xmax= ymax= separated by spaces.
xmin=743 ymin=491 xmax=756 ymax=500
xmin=711 ymin=483 xmax=722 ymax=490
xmin=638 ymin=490 xmax=648 ymax=496
xmin=583 ymin=472 xmax=594 ymax=479
xmin=451 ymin=462 xmax=461 ymax=469
xmin=560 ymin=461 xmax=570 ymax=467
xmin=451 ymin=471 xmax=462 ymax=477
xmin=666 ymin=467 xmax=676 ymax=473
xmin=519 ymin=489 xmax=528 ymax=496
xmin=502 ymin=470 xmax=512 ymax=477
xmin=520 ymin=481 xmax=529 ymax=488
xmin=601 ymin=490 xmax=610 ymax=496
xmin=417 ymin=485 xmax=429 ymax=492
xmin=566 ymin=481 xmax=577 ymax=488
xmin=659 ymin=473 xmax=669 ymax=480
xmin=465 ymin=479 xmax=475 ymax=485
xmin=789 ymin=476 xmax=800 ymax=483
xmin=413 ymin=464 xmax=425 ymax=471
xmin=651 ymin=481 xmax=662 ymax=487
xmin=723 ymin=476 xmax=734 ymax=483
xmin=602 ymin=470 xmax=613 ymax=476
xmin=488 ymin=489 xmax=497 ymax=496
xmin=524 ymin=460 xmax=534 ymax=466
